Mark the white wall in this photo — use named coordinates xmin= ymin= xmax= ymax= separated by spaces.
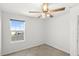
xmin=0 ymin=9 xmax=1 ymax=55
xmin=69 ymin=5 xmax=79 ymax=56
xmin=1 ymin=5 xmax=79 ymax=56
xmin=45 ymin=5 xmax=79 ymax=56
xmin=45 ymin=13 xmax=71 ymax=53
xmin=1 ymin=11 xmax=44 ymax=55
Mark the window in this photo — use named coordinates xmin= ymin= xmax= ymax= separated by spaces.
xmin=10 ymin=19 xmax=25 ymax=41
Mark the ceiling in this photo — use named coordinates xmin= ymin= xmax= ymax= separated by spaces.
xmin=0 ymin=3 xmax=78 ymax=17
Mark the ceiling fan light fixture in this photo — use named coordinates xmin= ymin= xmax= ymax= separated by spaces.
xmin=41 ymin=13 xmax=52 ymax=18
xmin=47 ymin=14 xmax=50 ymax=17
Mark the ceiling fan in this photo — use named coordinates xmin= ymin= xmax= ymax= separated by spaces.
xmin=29 ymin=3 xmax=65 ymax=18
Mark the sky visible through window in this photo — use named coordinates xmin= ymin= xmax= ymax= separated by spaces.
xmin=10 ymin=19 xmax=25 ymax=30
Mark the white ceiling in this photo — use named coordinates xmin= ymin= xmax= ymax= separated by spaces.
xmin=0 ymin=3 xmax=78 ymax=17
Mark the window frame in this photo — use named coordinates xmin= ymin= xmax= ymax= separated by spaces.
xmin=9 ymin=19 xmax=26 ymax=43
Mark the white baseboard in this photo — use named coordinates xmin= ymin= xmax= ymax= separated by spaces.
xmin=2 ymin=42 xmax=70 ymax=55
xmin=2 ymin=42 xmax=44 ymax=56
xmin=45 ymin=42 xmax=70 ymax=54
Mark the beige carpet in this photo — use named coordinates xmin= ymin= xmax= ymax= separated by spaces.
xmin=4 ymin=44 xmax=70 ymax=56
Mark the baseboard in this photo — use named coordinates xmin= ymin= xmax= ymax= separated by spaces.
xmin=45 ymin=42 xmax=70 ymax=54
xmin=2 ymin=42 xmax=44 ymax=56
xmin=2 ymin=42 xmax=70 ymax=56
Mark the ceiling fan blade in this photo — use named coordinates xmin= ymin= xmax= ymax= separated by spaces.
xmin=29 ymin=11 xmax=42 ymax=13
xmin=50 ymin=7 xmax=65 ymax=12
